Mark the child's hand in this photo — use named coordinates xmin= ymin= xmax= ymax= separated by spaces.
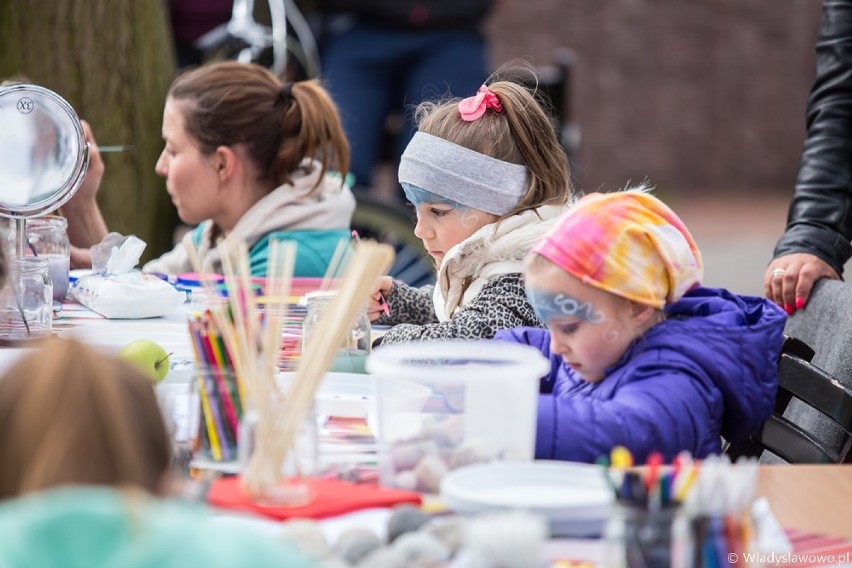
xmin=367 ymin=276 xmax=393 ymax=321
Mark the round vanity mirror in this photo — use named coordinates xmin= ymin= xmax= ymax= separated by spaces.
xmin=0 ymin=84 xmax=89 ymax=219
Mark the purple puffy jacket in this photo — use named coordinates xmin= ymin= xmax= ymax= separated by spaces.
xmin=494 ymin=287 xmax=786 ymax=464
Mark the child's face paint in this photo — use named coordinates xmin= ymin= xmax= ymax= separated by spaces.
xmin=402 ymin=183 xmax=467 ymax=211
xmin=526 ymin=260 xmax=639 ymax=384
xmin=403 ymin=183 xmax=497 ymax=266
xmin=525 ymin=288 xmax=606 ymax=327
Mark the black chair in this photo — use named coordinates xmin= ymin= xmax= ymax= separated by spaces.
xmin=726 ymin=336 xmax=852 ymax=464
xmin=778 ymin=280 xmax=852 ymax=458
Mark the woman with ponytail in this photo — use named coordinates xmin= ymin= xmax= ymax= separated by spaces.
xmin=65 ymin=61 xmax=354 ymax=277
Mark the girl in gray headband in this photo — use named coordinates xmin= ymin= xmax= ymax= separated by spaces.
xmin=369 ymin=76 xmax=574 ymax=344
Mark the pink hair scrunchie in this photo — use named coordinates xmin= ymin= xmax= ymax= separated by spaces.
xmin=458 ymin=84 xmax=503 ymax=121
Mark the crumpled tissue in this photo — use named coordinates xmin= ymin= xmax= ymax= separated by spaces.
xmin=71 ymin=233 xmax=184 ymax=319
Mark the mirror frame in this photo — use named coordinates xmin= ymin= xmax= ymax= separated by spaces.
xmin=0 ymin=84 xmax=89 ymax=219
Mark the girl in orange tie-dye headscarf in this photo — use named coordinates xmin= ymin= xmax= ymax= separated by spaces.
xmin=494 ymin=187 xmax=786 ymax=464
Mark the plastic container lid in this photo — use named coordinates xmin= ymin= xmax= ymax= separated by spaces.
xmin=367 ymin=340 xmax=550 ymax=383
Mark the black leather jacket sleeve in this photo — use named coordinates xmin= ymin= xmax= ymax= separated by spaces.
xmin=773 ymin=0 xmax=852 ymax=276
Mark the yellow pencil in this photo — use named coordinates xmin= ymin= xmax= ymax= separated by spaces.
xmin=675 ymin=464 xmax=698 ymax=501
xmin=198 ymin=379 xmax=223 ymax=462
xmin=188 ymin=316 xmax=223 ymax=461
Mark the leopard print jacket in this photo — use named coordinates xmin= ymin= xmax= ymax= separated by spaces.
xmin=374 ymin=272 xmax=544 ymax=345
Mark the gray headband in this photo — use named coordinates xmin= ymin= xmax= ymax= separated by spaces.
xmin=398 ymin=132 xmax=528 ymax=216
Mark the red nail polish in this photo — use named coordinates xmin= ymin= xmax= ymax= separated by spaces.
xmin=795 ymin=296 xmax=805 ymax=310
xmin=784 ymin=304 xmax=794 ymax=315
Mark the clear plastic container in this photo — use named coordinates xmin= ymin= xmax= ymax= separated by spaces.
xmin=367 ymin=340 xmax=549 ymax=493
xmin=302 ymin=290 xmax=371 ymax=373
xmin=0 ymin=256 xmax=53 ymax=341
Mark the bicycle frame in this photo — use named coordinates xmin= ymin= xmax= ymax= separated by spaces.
xmin=195 ymin=0 xmax=320 ymax=79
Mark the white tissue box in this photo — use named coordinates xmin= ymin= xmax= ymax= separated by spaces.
xmin=71 ymin=271 xmax=185 ymax=319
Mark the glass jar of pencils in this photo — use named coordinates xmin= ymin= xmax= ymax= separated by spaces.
xmin=238 ymin=405 xmax=319 ymax=506
xmin=0 ymin=256 xmax=53 ymax=342
xmin=190 ymin=365 xmax=244 ymax=473
xmin=302 ymin=290 xmax=371 ymax=374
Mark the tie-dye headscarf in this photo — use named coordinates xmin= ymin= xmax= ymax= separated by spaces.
xmin=530 ymin=189 xmax=703 ymax=309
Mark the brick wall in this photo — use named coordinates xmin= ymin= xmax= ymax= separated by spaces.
xmin=485 ymin=0 xmax=822 ymax=196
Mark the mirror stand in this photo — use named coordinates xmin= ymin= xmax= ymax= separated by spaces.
xmin=0 ymin=84 xmax=89 ymax=341
xmin=14 ymin=218 xmax=26 ymax=257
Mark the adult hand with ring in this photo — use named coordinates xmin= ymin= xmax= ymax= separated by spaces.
xmin=764 ymin=253 xmax=841 ymax=314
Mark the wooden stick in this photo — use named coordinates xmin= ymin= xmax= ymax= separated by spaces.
xmin=241 ymin=239 xmax=297 ymax=493
xmin=184 ymin=241 xmax=251 ymax=417
xmin=219 ymin=242 xmax=258 ymax=408
xmin=236 ymin=241 xmax=261 ymax=364
xmin=320 ymin=237 xmax=349 ymax=291
xmin=189 ymin=237 xmax=395 ymax=498
xmin=242 ymin=242 xmax=393 ymax=496
xmin=261 ymin=240 xmax=295 ymax=381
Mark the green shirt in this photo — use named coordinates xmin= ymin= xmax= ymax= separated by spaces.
xmin=0 ymin=487 xmax=315 ymax=568
xmin=193 ymin=225 xmax=351 ymax=278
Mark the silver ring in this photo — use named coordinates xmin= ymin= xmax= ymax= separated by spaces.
xmin=771 ymin=268 xmax=786 ymax=278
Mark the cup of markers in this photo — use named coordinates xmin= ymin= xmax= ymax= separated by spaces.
xmin=600 ymin=448 xmax=698 ymax=568
xmin=600 ymin=447 xmax=760 ymax=568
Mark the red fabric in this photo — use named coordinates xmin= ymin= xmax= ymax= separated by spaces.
xmin=207 ymin=477 xmax=421 ymax=521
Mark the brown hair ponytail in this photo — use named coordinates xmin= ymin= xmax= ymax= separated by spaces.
xmin=270 ymin=80 xmax=350 ymax=189
xmin=168 ymin=61 xmax=349 ymax=191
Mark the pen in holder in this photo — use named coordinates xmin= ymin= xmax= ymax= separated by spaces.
xmin=682 ymin=455 xmax=760 ymax=568
xmin=608 ymin=502 xmax=688 ymax=568
xmin=604 ymin=474 xmax=690 ymax=568
xmin=601 ymin=449 xmax=694 ymax=568
xmin=602 ymin=450 xmax=760 ymax=568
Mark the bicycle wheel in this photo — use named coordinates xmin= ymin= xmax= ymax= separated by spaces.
xmin=352 ymin=194 xmax=435 ymax=288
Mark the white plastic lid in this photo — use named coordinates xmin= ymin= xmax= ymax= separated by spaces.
xmin=367 ymin=339 xmax=549 ymax=383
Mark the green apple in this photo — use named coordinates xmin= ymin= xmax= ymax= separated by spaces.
xmin=117 ymin=339 xmax=171 ymax=383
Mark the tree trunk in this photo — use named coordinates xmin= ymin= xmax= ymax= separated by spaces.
xmin=0 ymin=0 xmax=179 ymax=262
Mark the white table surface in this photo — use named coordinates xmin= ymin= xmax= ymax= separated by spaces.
xmin=8 ymin=300 xmax=848 ymax=566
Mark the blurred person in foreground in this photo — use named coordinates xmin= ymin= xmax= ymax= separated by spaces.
xmin=0 ymin=339 xmax=314 ymax=568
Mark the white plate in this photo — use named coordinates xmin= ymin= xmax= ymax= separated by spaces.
xmin=440 ymin=461 xmax=614 ymax=537
xmin=57 ymin=321 xmax=194 ymax=359
xmin=280 ymin=372 xmax=431 ymax=418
